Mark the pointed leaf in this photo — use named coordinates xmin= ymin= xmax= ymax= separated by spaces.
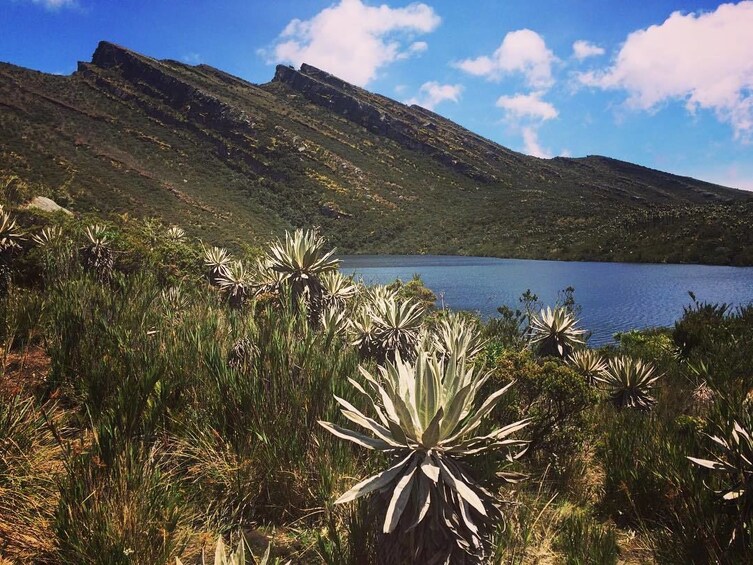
xmin=437 ymin=457 xmax=487 ymax=516
xmin=421 ymin=407 xmax=444 ymax=448
xmin=318 ymin=421 xmax=393 ymax=450
xmin=335 ymin=453 xmax=413 ymax=504
xmin=383 ymin=461 xmax=418 ymax=533
xmin=420 ymin=453 xmax=441 ymax=483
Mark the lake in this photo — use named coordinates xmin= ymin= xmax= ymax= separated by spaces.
xmin=339 ymin=255 xmax=753 ymax=346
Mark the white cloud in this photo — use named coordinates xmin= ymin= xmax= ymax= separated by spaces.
xmin=454 ymin=29 xmax=557 ymax=88
xmin=496 ymin=91 xmax=558 ymax=121
xmin=408 ymin=41 xmax=428 ymax=54
xmin=396 ymin=40 xmax=429 ymax=60
xmin=572 ymin=40 xmax=605 ymax=60
xmin=579 ymin=1 xmax=753 ymax=141
xmin=28 ymin=0 xmax=75 ymax=9
xmin=521 ymin=126 xmax=552 ymax=158
xmin=405 ymin=81 xmax=463 ymax=110
xmin=268 ymin=0 xmax=440 ymax=86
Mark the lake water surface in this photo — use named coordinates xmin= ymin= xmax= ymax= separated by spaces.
xmin=339 ymin=255 xmax=753 ymax=346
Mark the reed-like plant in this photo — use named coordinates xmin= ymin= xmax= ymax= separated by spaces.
xmin=0 ymin=396 xmax=60 ymax=562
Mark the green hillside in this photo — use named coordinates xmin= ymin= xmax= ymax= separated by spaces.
xmin=1 ymin=40 xmax=752 ymax=263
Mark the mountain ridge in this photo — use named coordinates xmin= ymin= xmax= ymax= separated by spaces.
xmin=1 ymin=40 xmax=752 ymax=264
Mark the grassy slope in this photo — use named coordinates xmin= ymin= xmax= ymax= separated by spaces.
xmin=1 ymin=41 xmax=752 ymax=264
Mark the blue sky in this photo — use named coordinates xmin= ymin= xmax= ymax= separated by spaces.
xmin=2 ymin=0 xmax=753 ymax=190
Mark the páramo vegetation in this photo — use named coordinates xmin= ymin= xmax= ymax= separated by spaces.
xmin=1 ymin=203 xmax=753 ymax=564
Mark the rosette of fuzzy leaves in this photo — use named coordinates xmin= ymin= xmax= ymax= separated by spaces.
xmin=320 ymin=270 xmax=358 ymax=310
xmin=566 ymin=349 xmax=607 ymax=386
xmin=0 ymin=209 xmax=24 ymax=295
xmin=432 ymin=314 xmax=486 ymax=361
xmin=598 ymin=356 xmax=661 ymax=410
xmin=529 ymin=306 xmax=586 ymax=358
xmin=203 ymin=245 xmax=232 ymax=286
xmin=319 ymin=350 xmax=529 ymax=563
xmin=81 ymin=224 xmax=113 ymax=282
xmin=216 ymin=261 xmax=252 ymax=309
xmin=266 ymin=229 xmax=338 ymax=317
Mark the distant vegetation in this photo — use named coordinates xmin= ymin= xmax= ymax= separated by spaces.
xmin=2 ymin=202 xmax=753 ymax=563
xmin=2 ymin=41 xmax=753 ymax=265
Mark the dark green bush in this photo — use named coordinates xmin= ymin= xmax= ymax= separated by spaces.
xmin=491 ymin=351 xmax=599 ymax=472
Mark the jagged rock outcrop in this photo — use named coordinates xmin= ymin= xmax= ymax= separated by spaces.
xmin=273 ymin=64 xmax=496 ymax=182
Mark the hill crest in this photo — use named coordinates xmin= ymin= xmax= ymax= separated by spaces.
xmin=1 ymin=40 xmax=752 ymax=264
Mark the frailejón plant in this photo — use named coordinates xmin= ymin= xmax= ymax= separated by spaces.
xmin=203 ymin=245 xmax=232 ymax=286
xmin=266 ymin=229 xmax=338 ymax=317
xmin=566 ymin=349 xmax=607 ymax=386
xmin=319 ymin=350 xmax=529 ymax=563
xmin=688 ymin=420 xmax=753 ymax=545
xmin=81 ymin=224 xmax=113 ymax=282
xmin=598 ymin=356 xmax=661 ymax=410
xmin=529 ymin=306 xmax=587 ymax=358
xmin=216 ymin=261 xmax=252 ymax=309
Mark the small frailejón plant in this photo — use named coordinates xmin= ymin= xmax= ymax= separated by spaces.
xmin=203 ymin=245 xmax=232 ymax=286
xmin=30 ymin=225 xmax=63 ymax=247
xmin=598 ymin=356 xmax=661 ymax=410
xmin=81 ymin=224 xmax=113 ymax=282
xmin=529 ymin=306 xmax=586 ymax=358
xmin=216 ymin=260 xmax=253 ymax=309
xmin=688 ymin=420 xmax=753 ymax=545
xmin=0 ymin=209 xmax=24 ymax=295
xmin=165 ymin=225 xmax=186 ymax=242
xmin=319 ymin=305 xmax=349 ymax=339
xmin=432 ymin=314 xmax=486 ymax=361
xmin=353 ymin=294 xmax=424 ymax=364
xmin=350 ymin=308 xmax=380 ymax=360
xmin=566 ymin=349 xmax=607 ymax=386
xmin=320 ymin=270 xmax=358 ymax=310
xmin=32 ymin=225 xmax=73 ymax=282
xmin=266 ymin=229 xmax=338 ymax=319
xmin=253 ymin=258 xmax=285 ymax=298
xmin=319 ymin=349 xmax=529 ymax=563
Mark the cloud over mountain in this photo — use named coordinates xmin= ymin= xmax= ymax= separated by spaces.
xmin=268 ymin=0 xmax=440 ymax=87
xmin=405 ymin=81 xmax=463 ymax=110
xmin=579 ymin=1 xmax=753 ymax=141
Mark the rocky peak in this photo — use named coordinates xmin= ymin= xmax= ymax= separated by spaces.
xmin=272 ymin=63 xmax=494 ymax=182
